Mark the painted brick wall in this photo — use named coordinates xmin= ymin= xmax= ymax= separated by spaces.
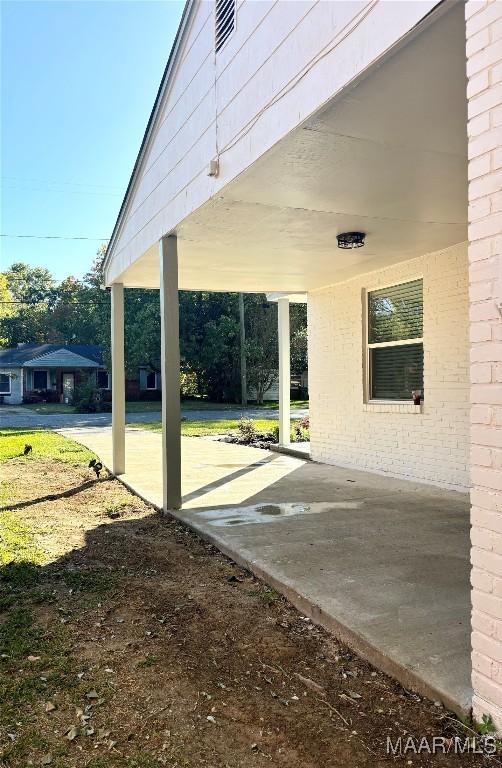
xmin=466 ymin=0 xmax=502 ymax=732
xmin=0 ymin=367 xmax=23 ymax=405
xmin=308 ymin=242 xmax=469 ymax=491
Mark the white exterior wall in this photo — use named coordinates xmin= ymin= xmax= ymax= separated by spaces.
xmin=0 ymin=368 xmax=23 ymax=405
xmin=466 ymin=0 xmax=502 ymax=732
xmin=308 ymin=243 xmax=470 ymax=491
xmin=107 ymin=0 xmax=439 ymax=283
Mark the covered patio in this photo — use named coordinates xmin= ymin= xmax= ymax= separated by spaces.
xmin=98 ymin=2 xmax=502 ymax=730
xmin=99 ymin=0 xmax=479 ymax=720
xmin=61 ymin=425 xmax=471 ymax=716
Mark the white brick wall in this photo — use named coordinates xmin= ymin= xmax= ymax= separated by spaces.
xmin=467 ymin=0 xmax=502 ymax=732
xmin=308 ymin=242 xmax=469 ymax=491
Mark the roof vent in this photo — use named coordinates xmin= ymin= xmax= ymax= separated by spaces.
xmin=215 ymin=0 xmax=235 ymax=53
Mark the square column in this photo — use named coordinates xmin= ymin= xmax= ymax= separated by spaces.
xmin=466 ymin=0 xmax=502 ymax=732
xmin=160 ymin=235 xmax=182 ymax=511
xmin=111 ymin=283 xmax=125 ymax=475
xmin=278 ymin=296 xmax=291 ymax=447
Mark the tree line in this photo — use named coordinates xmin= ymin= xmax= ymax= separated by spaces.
xmin=0 ymin=249 xmax=307 ymax=402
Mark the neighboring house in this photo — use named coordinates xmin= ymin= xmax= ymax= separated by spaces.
xmin=0 ymin=344 xmax=106 ymax=404
xmin=248 ymin=371 xmax=308 ymax=402
xmin=0 ymin=344 xmax=164 ymax=404
xmin=102 ymin=1 xmax=502 ymax=727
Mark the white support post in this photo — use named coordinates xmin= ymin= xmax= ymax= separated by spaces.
xmin=160 ymin=235 xmax=182 ymax=511
xmin=111 ymin=283 xmax=125 ymax=475
xmin=278 ymin=296 xmax=290 ymax=447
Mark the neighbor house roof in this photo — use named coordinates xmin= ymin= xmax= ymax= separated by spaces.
xmin=0 ymin=344 xmax=104 ymax=368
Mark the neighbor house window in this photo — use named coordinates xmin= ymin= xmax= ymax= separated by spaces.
xmin=97 ymin=371 xmax=111 ymax=389
xmin=0 ymin=374 xmax=11 ymax=394
xmin=33 ymin=370 xmax=48 ymax=390
xmin=146 ymin=371 xmax=157 ymax=390
xmin=215 ymin=0 xmax=235 ymax=52
xmin=366 ymin=279 xmax=423 ymax=402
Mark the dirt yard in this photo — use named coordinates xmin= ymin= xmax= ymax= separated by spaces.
xmin=0 ymin=448 xmax=493 ymax=767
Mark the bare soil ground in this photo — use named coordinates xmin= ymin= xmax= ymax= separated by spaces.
xmin=0 ymin=457 xmax=492 ymax=767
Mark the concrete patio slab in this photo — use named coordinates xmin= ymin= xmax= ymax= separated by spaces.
xmin=60 ymin=425 xmax=472 ymax=716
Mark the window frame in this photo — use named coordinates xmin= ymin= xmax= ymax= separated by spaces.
xmin=0 ymin=373 xmax=11 ymax=395
xmin=97 ymin=370 xmax=111 ymax=390
xmin=146 ymin=371 xmax=157 ymax=390
xmin=32 ymin=369 xmax=48 ymax=391
xmin=363 ymin=277 xmax=424 ymax=405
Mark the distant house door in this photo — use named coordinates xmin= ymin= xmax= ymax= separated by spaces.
xmin=62 ymin=373 xmax=75 ymax=403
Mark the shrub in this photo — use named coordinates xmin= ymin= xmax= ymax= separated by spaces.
xmin=292 ymin=416 xmax=310 ymax=443
xmin=73 ymin=377 xmax=100 ymax=413
xmin=238 ymin=417 xmax=257 ymax=442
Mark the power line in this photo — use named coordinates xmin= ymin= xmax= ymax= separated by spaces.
xmin=1 ymin=234 xmax=109 ymax=241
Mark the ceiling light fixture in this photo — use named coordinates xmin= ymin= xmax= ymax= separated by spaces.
xmin=337 ymin=231 xmax=366 ymax=249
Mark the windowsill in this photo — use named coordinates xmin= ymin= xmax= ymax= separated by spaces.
xmin=363 ymin=400 xmax=423 ymax=414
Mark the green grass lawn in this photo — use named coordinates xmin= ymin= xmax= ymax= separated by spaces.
xmin=0 ymin=428 xmax=96 ymax=465
xmin=129 ymin=418 xmax=279 ymax=437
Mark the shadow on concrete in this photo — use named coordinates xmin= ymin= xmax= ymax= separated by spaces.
xmin=181 ymin=454 xmax=280 ymax=505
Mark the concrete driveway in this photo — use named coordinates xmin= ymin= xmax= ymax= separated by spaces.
xmin=60 ymin=424 xmax=471 ymax=718
xmin=0 ymin=405 xmax=308 ymax=430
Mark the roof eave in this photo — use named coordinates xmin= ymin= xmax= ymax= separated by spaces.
xmin=103 ymin=0 xmax=196 ymax=280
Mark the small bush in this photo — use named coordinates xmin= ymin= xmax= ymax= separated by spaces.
xmin=292 ymin=416 xmax=310 ymax=443
xmin=238 ymin=417 xmax=257 ymax=442
xmin=73 ymin=377 xmax=110 ymax=412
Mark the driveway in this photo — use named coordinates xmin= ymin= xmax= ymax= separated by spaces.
xmin=60 ymin=424 xmax=471 ymax=718
xmin=0 ymin=405 xmax=308 ymax=430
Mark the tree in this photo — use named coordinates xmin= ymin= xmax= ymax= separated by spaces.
xmin=0 ymin=263 xmax=56 ymax=345
xmin=244 ymin=295 xmax=278 ymax=405
xmin=0 ymin=274 xmax=14 ymax=346
xmin=290 ymin=303 xmax=308 ymax=374
xmin=179 ymin=292 xmax=241 ymax=401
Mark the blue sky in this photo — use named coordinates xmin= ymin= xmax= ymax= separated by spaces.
xmin=1 ymin=0 xmax=184 ymax=281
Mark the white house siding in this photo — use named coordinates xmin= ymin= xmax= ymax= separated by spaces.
xmin=308 ymin=242 xmax=469 ymax=491
xmin=107 ymin=0 xmax=439 ymax=284
xmin=249 ymin=377 xmax=279 ymax=402
xmin=0 ymin=367 xmax=23 ymax=404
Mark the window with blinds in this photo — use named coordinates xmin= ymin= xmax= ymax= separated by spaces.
xmin=367 ymin=279 xmax=423 ymax=401
xmin=215 ymin=0 xmax=235 ymax=53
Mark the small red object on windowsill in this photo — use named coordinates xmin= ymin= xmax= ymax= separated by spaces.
xmin=412 ymin=390 xmax=422 ymax=405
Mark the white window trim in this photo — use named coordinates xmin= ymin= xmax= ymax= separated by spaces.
xmin=363 ymin=280 xmax=424 ymax=406
xmin=0 ymin=373 xmax=12 ymax=395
